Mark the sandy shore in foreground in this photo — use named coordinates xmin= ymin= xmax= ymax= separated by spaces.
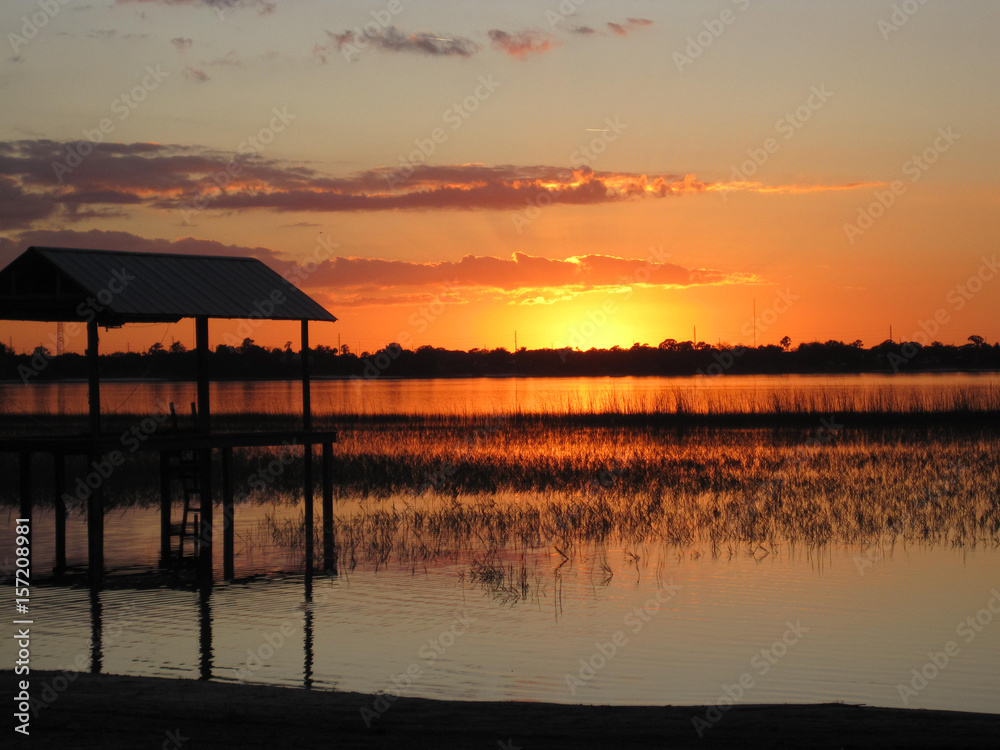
xmin=6 ymin=670 xmax=999 ymax=749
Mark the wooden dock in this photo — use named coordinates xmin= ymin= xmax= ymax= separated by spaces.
xmin=1 ymin=246 xmax=345 ymax=586
xmin=4 ymin=429 xmax=339 ymax=583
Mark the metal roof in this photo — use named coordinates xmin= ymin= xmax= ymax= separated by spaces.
xmin=0 ymin=246 xmax=337 ymax=324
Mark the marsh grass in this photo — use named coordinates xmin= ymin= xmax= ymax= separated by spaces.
xmin=4 ymin=403 xmax=998 ymax=594
xmin=239 ymin=420 xmax=1000 ymax=588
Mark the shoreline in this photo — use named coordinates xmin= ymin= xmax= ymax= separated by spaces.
xmin=3 ymin=368 xmax=1000 ymax=385
xmin=6 ymin=670 xmax=1000 ymax=749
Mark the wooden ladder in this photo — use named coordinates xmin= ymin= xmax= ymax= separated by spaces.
xmin=166 ymin=450 xmax=204 ymax=562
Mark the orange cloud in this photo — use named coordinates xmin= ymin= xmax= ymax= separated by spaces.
xmin=607 ymin=18 xmax=653 ymax=36
xmin=0 ymin=228 xmax=761 ymax=313
xmin=304 ymin=250 xmax=761 ymax=307
xmin=0 ymin=140 xmax=887 ymax=230
xmin=488 ymin=29 xmax=559 ymax=59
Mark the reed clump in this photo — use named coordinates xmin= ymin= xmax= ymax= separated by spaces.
xmin=242 ymin=419 xmax=1000 ymax=580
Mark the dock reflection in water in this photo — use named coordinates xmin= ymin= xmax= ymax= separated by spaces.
xmin=18 ymin=520 xmax=1000 ymax=715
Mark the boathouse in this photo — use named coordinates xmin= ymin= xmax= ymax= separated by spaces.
xmin=0 ymin=246 xmax=339 ymax=583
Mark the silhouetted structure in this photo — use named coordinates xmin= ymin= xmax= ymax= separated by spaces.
xmin=0 ymin=246 xmax=339 ymax=583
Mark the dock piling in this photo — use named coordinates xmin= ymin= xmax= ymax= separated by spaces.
xmin=222 ymin=446 xmax=234 ymax=581
xmin=322 ymin=442 xmax=336 ymax=574
xmin=54 ymin=453 xmax=66 ymax=576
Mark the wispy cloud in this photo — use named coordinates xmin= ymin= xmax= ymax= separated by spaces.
xmin=0 ymin=227 xmax=290 ymax=276
xmin=315 ymin=20 xmax=650 ymax=64
xmin=0 ymin=227 xmax=761 ymax=309
xmin=117 ymin=0 xmax=275 ymax=15
xmin=323 ymin=26 xmax=479 ymax=59
xmin=308 ymin=251 xmax=758 ymax=297
xmin=204 ymin=50 xmax=242 ymax=66
xmin=182 ymin=66 xmax=210 ymax=82
xmin=488 ymin=29 xmax=559 ymax=59
xmin=0 ymin=140 xmax=887 ymax=230
xmin=607 ymin=18 xmax=653 ymax=37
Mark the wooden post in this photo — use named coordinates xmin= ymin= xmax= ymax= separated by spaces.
xmin=18 ymin=451 xmax=31 ymax=526
xmin=89 ymin=586 xmax=103 ymax=674
xmin=87 ymin=462 xmax=104 ymax=583
xmin=198 ymin=582 xmax=213 ymax=681
xmin=87 ymin=319 xmax=100 ymax=437
xmin=197 ymin=448 xmax=213 ymax=582
xmin=322 ymin=442 xmax=336 ymax=574
xmin=195 ymin=317 xmax=210 ymax=434
xmin=301 ymin=320 xmax=312 ymax=432
xmin=222 ymin=446 xmax=234 ymax=581
xmin=303 ymin=443 xmax=313 ymax=576
xmin=301 ymin=320 xmax=313 ymax=575
xmin=54 ymin=453 xmax=66 ymax=577
xmin=194 ymin=317 xmax=212 ymax=581
xmin=19 ymin=453 xmax=31 ymax=573
xmin=303 ymin=570 xmax=314 ymax=690
xmin=159 ymin=452 xmax=171 ymax=569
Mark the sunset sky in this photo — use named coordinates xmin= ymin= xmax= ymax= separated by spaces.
xmin=1 ymin=0 xmax=998 ymax=355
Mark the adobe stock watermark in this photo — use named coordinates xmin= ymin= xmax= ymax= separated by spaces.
xmin=878 ymin=0 xmax=932 ymax=40
xmin=854 ymin=461 xmax=967 ymax=575
xmin=884 ymin=255 xmax=998 ymax=372
xmin=724 ymin=416 xmax=841 ymax=532
xmin=511 ymin=116 xmax=627 ymax=233
xmin=723 ymin=86 xmax=834 ymax=199
xmin=758 ymin=415 xmax=843 ymax=499
xmin=692 ymin=619 xmax=809 ymax=736
xmin=60 ymin=404 xmax=172 ymax=514
xmin=18 ymin=266 xmax=135 ymax=382
xmin=27 ymin=599 xmax=138 ymax=718
xmin=184 ymin=440 xmax=299 ymax=556
xmin=360 ymin=610 xmax=477 ymax=726
xmin=51 ymin=65 xmax=170 ymax=183
xmin=234 ymin=620 xmax=298 ymax=683
xmin=354 ymin=278 xmax=462 ymax=381
xmin=7 ymin=0 xmax=73 ymax=55
xmin=232 ymin=440 xmax=297 ymax=503
xmin=384 ymin=75 xmax=501 ymax=190
xmin=696 ymin=288 xmax=799 ymax=377
xmin=214 ymin=0 xmax=276 ymax=22
xmin=673 ymin=0 xmax=753 ymax=72
xmin=545 ymin=0 xmax=590 ymax=30
xmin=843 ymin=127 xmax=960 ymax=245
xmin=585 ymin=457 xmax=626 ymax=496
xmin=160 ymin=728 xmax=189 ymax=750
xmin=565 ymin=582 xmax=682 ymax=695
xmin=333 ymin=0 xmax=408 ymax=61
xmin=417 ymin=414 xmax=509 ymax=494
xmin=559 ymin=245 xmax=671 ymax=360
xmin=179 ymin=106 xmax=296 ymax=224
xmin=221 ymin=234 xmax=338 ymax=347
xmin=896 ymin=588 xmax=1000 ymax=706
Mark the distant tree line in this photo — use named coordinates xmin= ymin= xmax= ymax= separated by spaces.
xmin=2 ymin=336 xmax=998 ymax=383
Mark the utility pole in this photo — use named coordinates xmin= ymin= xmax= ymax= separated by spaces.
xmin=753 ymin=299 xmax=756 ymax=349
xmin=514 ymin=330 xmax=517 ymax=352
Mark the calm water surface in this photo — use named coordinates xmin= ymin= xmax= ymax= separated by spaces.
xmin=1 ymin=374 xmax=998 ymax=714
xmin=2 ymin=372 xmax=998 ymax=416
xmin=6 ymin=504 xmax=999 ymax=714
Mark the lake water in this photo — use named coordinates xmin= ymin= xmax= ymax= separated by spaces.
xmin=1 ymin=374 xmax=999 ymax=717
xmin=2 ymin=371 xmax=999 ymax=416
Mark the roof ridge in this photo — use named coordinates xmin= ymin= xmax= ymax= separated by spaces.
xmin=30 ymin=246 xmax=259 ymax=263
